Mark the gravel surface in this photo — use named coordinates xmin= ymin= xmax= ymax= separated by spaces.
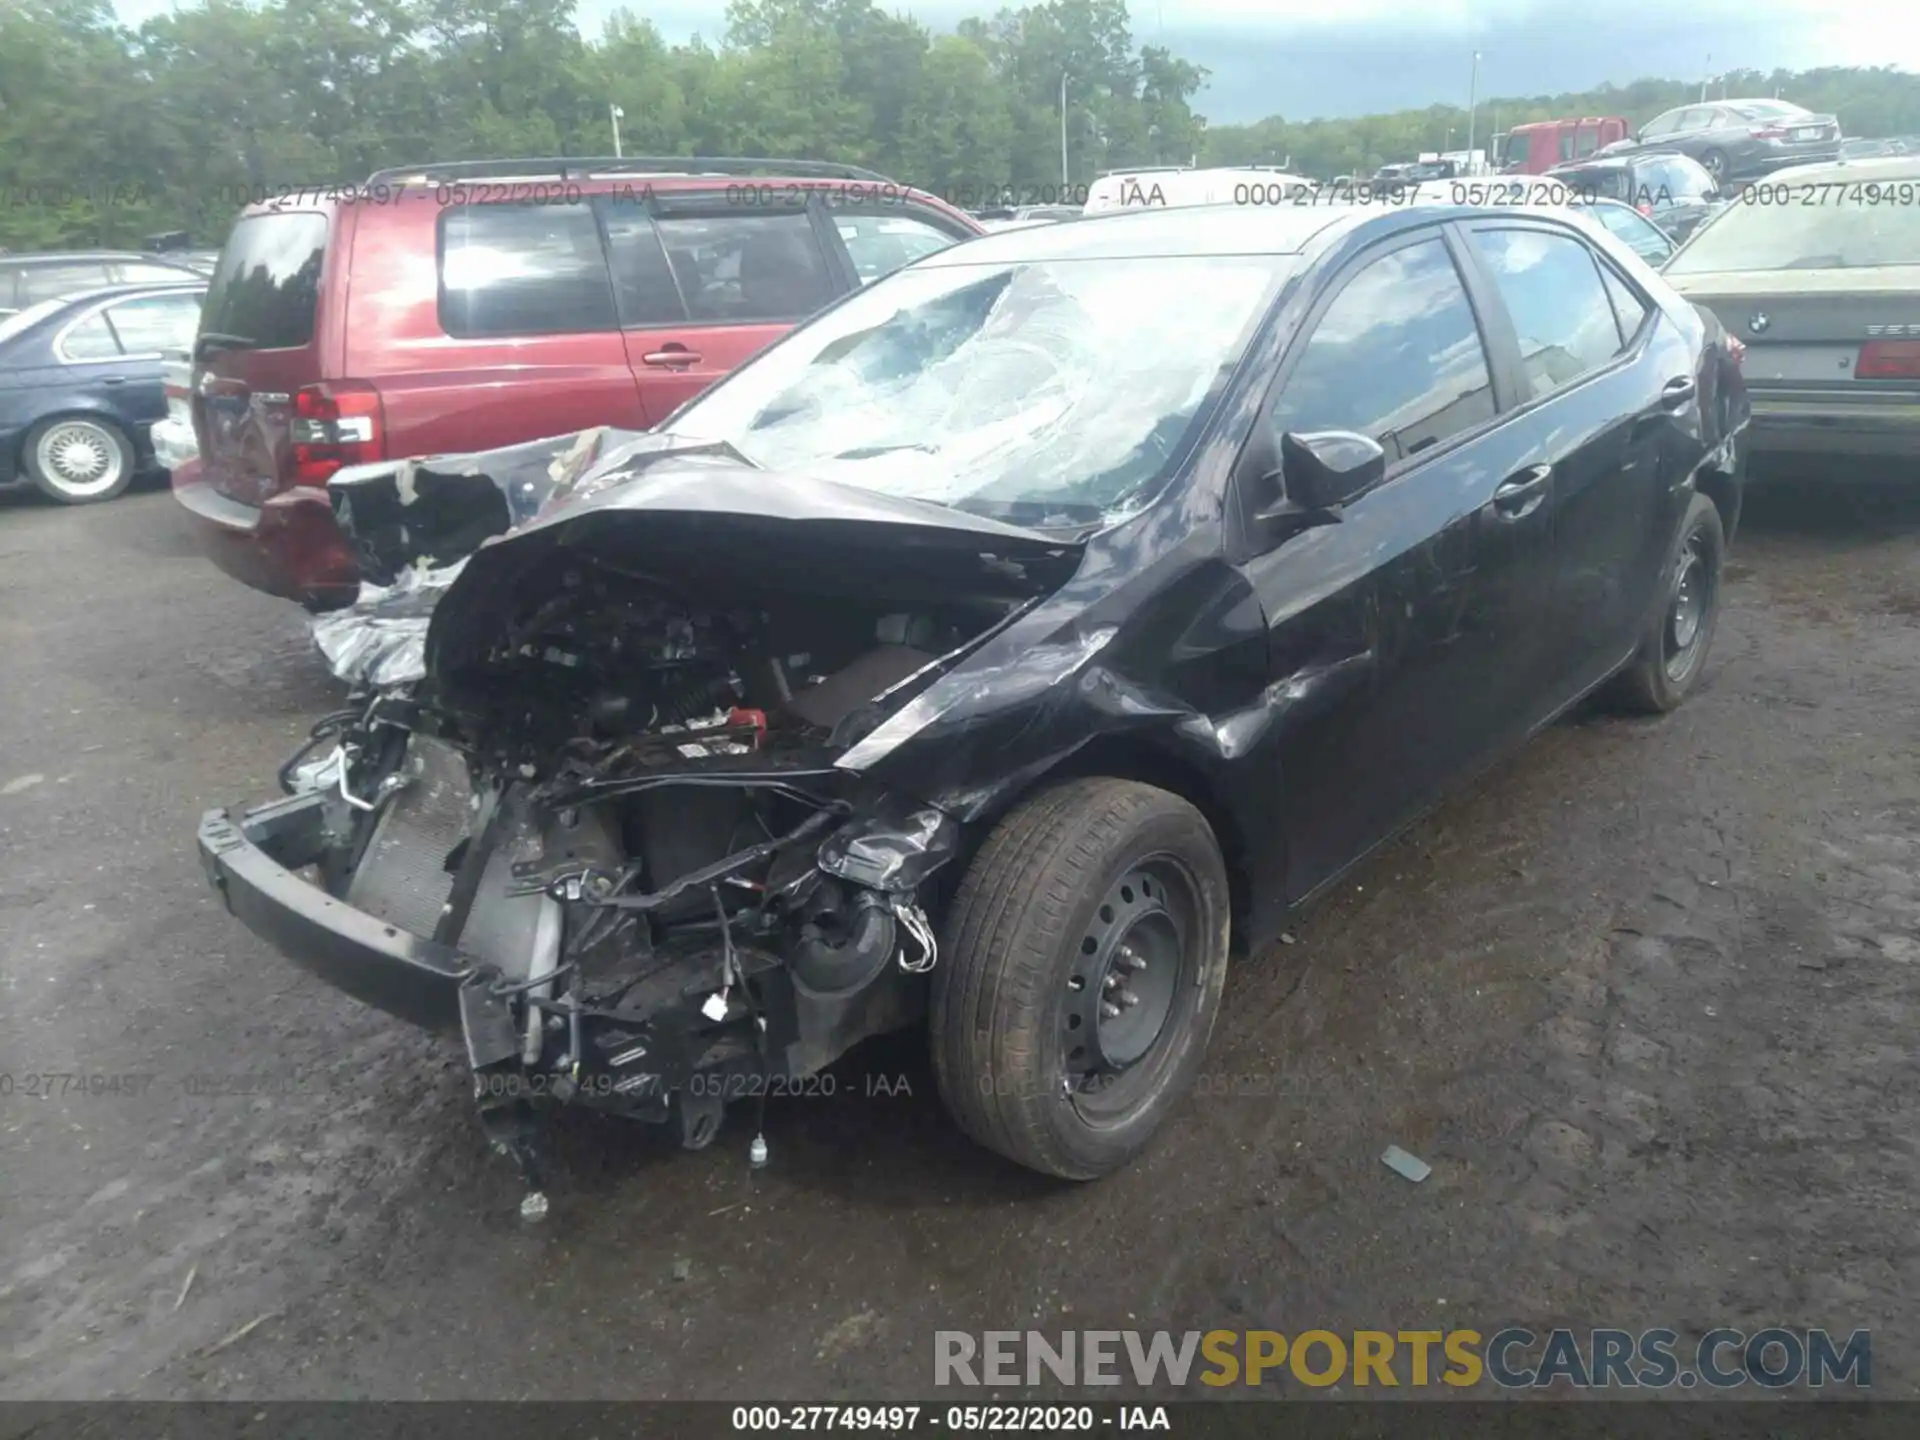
xmin=3 ymin=471 xmax=1917 ymax=1399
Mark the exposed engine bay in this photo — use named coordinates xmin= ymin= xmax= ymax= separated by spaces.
xmin=194 ymin=426 xmax=1101 ymax=1213
xmin=274 ymin=540 xmax=1034 ymax=1203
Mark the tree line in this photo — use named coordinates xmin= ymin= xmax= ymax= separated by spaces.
xmin=2 ymin=0 xmax=1917 ymax=250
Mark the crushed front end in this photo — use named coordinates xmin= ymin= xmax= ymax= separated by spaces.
xmin=197 ymin=432 xmax=1084 ymax=1210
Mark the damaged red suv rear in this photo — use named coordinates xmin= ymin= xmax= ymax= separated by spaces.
xmin=195 ymin=205 xmax=1747 ymax=1214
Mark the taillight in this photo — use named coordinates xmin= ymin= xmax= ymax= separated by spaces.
xmin=1726 ymin=336 xmax=1746 ymax=369
xmin=1857 ymin=340 xmax=1920 ymax=379
xmin=1636 ymin=201 xmax=1653 ymax=216
xmin=1750 ymin=125 xmax=1790 ymax=140
xmin=290 ymin=382 xmax=385 ymax=486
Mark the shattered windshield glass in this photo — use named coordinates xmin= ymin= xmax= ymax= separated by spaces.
xmin=666 ymin=254 xmax=1292 ymax=527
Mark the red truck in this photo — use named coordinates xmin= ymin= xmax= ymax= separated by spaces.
xmin=1495 ymin=118 xmax=1632 ymax=174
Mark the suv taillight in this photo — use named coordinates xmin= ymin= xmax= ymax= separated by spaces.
xmin=1726 ymin=336 xmax=1746 ymax=369
xmin=291 ymin=382 xmax=384 ymax=486
xmin=1857 ymin=340 xmax=1920 ymax=379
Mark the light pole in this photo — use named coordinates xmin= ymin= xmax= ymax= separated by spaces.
xmin=1700 ymin=54 xmax=1711 ymax=104
xmin=1059 ymin=71 xmax=1071 ymax=189
xmin=1465 ymin=50 xmax=1481 ymax=167
xmin=610 ymin=103 xmax=624 ymax=159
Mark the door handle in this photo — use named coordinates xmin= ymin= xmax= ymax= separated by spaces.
xmin=1660 ymin=376 xmax=1697 ymax=408
xmin=641 ymin=349 xmax=701 ymax=368
xmin=101 ymin=375 xmax=127 ymax=385
xmin=1490 ymin=464 xmax=1552 ymax=520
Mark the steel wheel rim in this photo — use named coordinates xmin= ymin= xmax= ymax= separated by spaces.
xmin=36 ymin=422 xmax=123 ymax=497
xmin=1665 ymin=530 xmax=1712 ymax=681
xmin=1059 ymin=857 xmax=1201 ymax=1121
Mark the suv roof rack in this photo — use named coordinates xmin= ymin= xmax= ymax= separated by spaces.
xmin=366 ymin=156 xmax=898 ymax=187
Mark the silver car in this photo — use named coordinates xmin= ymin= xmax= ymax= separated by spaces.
xmin=1662 ymin=156 xmax=1920 ymax=460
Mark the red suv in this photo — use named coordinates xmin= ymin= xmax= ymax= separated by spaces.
xmin=173 ymin=157 xmax=984 ymax=609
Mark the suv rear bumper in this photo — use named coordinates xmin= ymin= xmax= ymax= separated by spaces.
xmin=173 ymin=471 xmax=360 ymax=608
xmin=198 ymin=795 xmax=471 ymax=1033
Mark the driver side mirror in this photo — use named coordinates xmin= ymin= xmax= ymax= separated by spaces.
xmin=1245 ymin=429 xmax=1386 ymax=550
xmin=1281 ymin=429 xmax=1386 ymax=510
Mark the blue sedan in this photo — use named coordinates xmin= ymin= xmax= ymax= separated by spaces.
xmin=0 ymin=281 xmax=206 ymax=504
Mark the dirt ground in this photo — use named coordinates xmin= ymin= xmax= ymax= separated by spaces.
xmin=3 ymin=466 xmax=1918 ymax=1401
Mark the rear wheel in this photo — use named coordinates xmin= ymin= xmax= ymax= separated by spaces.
xmin=1606 ymin=491 xmax=1725 ymax=714
xmin=24 ymin=416 xmax=134 ymax=504
xmin=931 ymin=778 xmax=1231 ymax=1180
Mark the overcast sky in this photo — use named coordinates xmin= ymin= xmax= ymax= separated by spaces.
xmin=111 ymin=0 xmax=1920 ymax=125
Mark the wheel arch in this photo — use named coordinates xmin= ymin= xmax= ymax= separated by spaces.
xmin=998 ymin=733 xmax=1254 ymax=941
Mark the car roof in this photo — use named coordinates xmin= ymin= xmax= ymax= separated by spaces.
xmin=918 ymin=200 xmax=1601 ymax=266
xmin=921 ymin=203 xmax=1363 ymax=263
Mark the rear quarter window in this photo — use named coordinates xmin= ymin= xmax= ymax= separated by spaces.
xmin=202 ymin=211 xmax=327 ymax=350
xmin=650 ymin=208 xmax=840 ymax=324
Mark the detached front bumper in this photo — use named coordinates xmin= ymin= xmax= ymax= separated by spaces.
xmin=197 ymin=794 xmax=473 ymax=1032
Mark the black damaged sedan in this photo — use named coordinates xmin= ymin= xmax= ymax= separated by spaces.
xmin=198 ymin=201 xmax=1749 ymax=1206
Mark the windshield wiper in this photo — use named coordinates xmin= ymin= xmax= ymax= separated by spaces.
xmin=194 ymin=331 xmax=257 ymax=360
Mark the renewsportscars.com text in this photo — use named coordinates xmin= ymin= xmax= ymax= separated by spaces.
xmin=934 ymin=1327 xmax=1871 ymax=1389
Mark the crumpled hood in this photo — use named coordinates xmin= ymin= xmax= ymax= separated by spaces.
xmin=510 ymin=431 xmax=1083 ymax=556
xmin=318 ymin=426 xmax=1085 ymax=689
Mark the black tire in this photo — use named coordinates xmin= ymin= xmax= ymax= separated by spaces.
xmin=930 ymin=777 xmax=1231 ymax=1180
xmin=1605 ymin=491 xmax=1725 ymax=714
xmin=22 ymin=415 xmax=135 ymax=505
xmin=1700 ymin=148 xmax=1729 ymax=183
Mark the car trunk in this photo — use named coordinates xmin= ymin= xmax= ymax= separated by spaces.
xmin=1666 ymin=268 xmax=1920 ymax=405
xmin=191 ymin=209 xmax=337 ymax=509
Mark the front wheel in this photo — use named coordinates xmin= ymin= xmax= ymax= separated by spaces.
xmin=1605 ymin=491 xmax=1726 ymax=714
xmin=1700 ymin=148 xmax=1730 ymax=183
xmin=24 ymin=416 xmax=134 ymax=504
xmin=931 ymin=778 xmax=1231 ymax=1180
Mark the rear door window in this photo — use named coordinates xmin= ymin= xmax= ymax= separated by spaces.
xmin=439 ymin=201 xmax=617 ymax=339
xmin=103 ymin=291 xmax=205 ymax=354
xmin=1271 ymin=236 xmax=1498 ymax=465
xmin=826 ymin=203 xmax=970 ymax=285
xmin=202 ymin=211 xmax=326 ymax=349
xmin=58 ymin=312 xmax=123 ymax=362
xmin=649 ymin=206 xmax=840 ymax=324
xmin=598 ymin=197 xmax=690 ymax=328
xmin=1470 ymin=227 xmax=1626 ymax=398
